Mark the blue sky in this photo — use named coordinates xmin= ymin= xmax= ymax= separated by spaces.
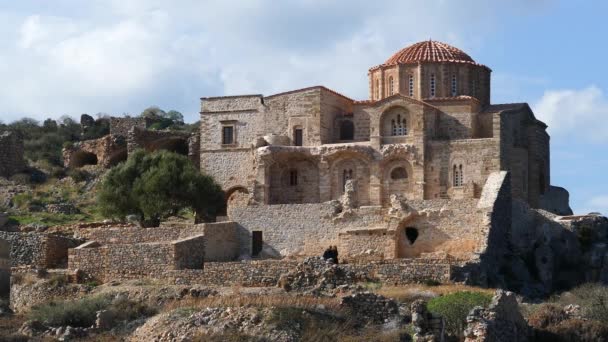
xmin=0 ymin=0 xmax=606 ymax=214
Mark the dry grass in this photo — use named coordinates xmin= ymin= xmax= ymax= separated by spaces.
xmin=161 ymin=293 xmax=342 ymax=313
xmin=376 ymin=284 xmax=496 ymax=304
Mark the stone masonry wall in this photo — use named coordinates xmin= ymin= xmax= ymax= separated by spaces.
xmin=75 ymin=222 xmax=236 ymax=246
xmin=0 ymin=131 xmax=26 ymax=178
xmin=0 ymin=232 xmax=80 ymax=268
xmin=69 ymin=234 xmax=207 ymax=282
xmin=109 ymin=117 xmax=147 ymax=138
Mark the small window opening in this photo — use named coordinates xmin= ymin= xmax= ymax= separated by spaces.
xmin=409 ymin=75 xmax=414 ymax=97
xmin=252 ymin=231 xmax=263 ymax=256
xmin=391 ymin=167 xmax=408 ymax=180
xmin=405 ymin=227 xmax=419 ymax=245
xmin=389 ymin=76 xmax=394 ymax=95
xmin=451 ymin=74 xmax=458 ymax=96
xmin=340 ymin=120 xmax=354 ymax=140
xmin=222 ymin=126 xmax=234 ymax=145
xmin=289 ymin=170 xmax=298 ymax=186
xmin=430 ymin=74 xmax=436 ymax=97
xmin=294 ymin=128 xmax=303 ymax=146
xmin=342 ymin=169 xmax=353 ymax=190
xmin=391 ymin=114 xmax=407 ymax=136
xmin=376 ymin=79 xmax=380 ymax=99
xmin=453 ymin=164 xmax=464 ymax=187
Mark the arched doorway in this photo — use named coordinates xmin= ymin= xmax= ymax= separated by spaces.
xmin=69 ymin=150 xmax=98 ymax=168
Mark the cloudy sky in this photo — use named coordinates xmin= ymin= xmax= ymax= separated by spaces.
xmin=1 ymin=0 xmax=607 ymax=214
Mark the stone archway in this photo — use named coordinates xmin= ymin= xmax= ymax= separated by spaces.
xmin=381 ymin=159 xmax=414 ymax=205
xmin=330 ymin=157 xmax=371 ymax=206
xmin=68 ymin=150 xmax=98 ymax=168
xmin=268 ymin=156 xmax=319 ymax=204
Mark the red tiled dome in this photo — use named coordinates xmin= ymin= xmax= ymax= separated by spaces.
xmin=384 ymin=40 xmax=475 ymax=65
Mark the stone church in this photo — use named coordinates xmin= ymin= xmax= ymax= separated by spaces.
xmin=199 ymin=40 xmax=572 ymax=264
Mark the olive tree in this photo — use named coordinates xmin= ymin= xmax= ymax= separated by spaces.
xmin=97 ymin=149 xmax=224 ymax=227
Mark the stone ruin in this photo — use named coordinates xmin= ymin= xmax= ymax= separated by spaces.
xmin=0 ymin=131 xmax=26 ymax=178
xmin=62 ymin=116 xmax=200 ymax=169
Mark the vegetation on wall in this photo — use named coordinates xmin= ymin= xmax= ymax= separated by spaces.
xmin=97 ymin=149 xmax=224 ymax=227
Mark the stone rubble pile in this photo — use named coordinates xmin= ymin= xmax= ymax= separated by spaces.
xmin=464 ymin=290 xmax=530 ymax=342
xmin=277 ymin=257 xmax=371 ymax=295
xmin=340 ymin=291 xmax=400 ymax=324
xmin=410 ymin=299 xmax=444 ymax=342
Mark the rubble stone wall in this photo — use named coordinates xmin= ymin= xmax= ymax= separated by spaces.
xmin=109 ymin=117 xmax=147 ymax=138
xmin=0 ymin=131 xmax=26 ymax=178
xmin=76 ymin=222 xmax=236 ymax=246
xmin=0 ymin=232 xmax=79 ymax=268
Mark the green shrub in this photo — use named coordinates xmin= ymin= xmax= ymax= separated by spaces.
xmin=109 ymin=296 xmax=157 ymax=322
xmin=11 ymin=193 xmax=33 ymax=209
xmin=427 ymin=291 xmax=492 ymax=337
xmin=67 ymin=169 xmax=89 ymax=183
xmin=46 ymin=274 xmax=68 ymax=289
xmin=568 ymin=283 xmax=608 ymax=322
xmin=29 ymin=295 xmax=111 ymax=327
xmin=97 ymin=150 xmax=224 ymax=227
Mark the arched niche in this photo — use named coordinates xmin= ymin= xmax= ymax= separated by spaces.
xmin=268 ymin=157 xmax=319 ymax=204
xmin=380 ymin=106 xmax=410 ymax=137
xmin=329 ymin=154 xmax=371 ymax=206
xmin=382 ymin=159 xmax=414 ymax=205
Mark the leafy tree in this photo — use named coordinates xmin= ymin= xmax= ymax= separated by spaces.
xmin=97 ymin=150 xmax=224 ymax=227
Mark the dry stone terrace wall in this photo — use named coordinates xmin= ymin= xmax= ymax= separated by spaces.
xmin=0 ymin=131 xmax=26 ymax=178
xmin=0 ymin=232 xmax=80 ymax=268
xmin=68 ymin=235 xmax=206 ymax=282
xmin=109 ymin=117 xmax=148 ymax=137
xmin=75 ymin=222 xmax=236 ymax=246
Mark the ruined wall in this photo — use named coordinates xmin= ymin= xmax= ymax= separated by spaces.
xmin=109 ymin=117 xmax=147 ymax=137
xmin=0 ymin=232 xmax=80 ymax=268
xmin=202 ymin=222 xmax=240 ymax=261
xmin=0 ymin=131 xmax=26 ymax=178
xmin=69 ymin=234 xmax=206 ymax=282
xmin=63 ymin=135 xmax=127 ymax=168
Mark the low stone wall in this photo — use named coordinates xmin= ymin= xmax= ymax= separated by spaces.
xmin=74 ymin=258 xmax=458 ymax=287
xmin=0 ymin=232 xmax=80 ymax=268
xmin=69 ymin=234 xmax=207 ymax=282
xmin=76 ymin=222 xmax=236 ymax=246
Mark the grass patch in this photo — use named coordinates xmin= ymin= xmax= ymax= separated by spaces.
xmin=376 ymin=284 xmax=494 ymax=304
xmin=28 ymin=295 xmax=157 ymax=328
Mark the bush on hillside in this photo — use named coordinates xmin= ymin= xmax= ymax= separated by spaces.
xmin=427 ymin=291 xmax=492 ymax=337
xmin=97 ymin=149 xmax=224 ymax=227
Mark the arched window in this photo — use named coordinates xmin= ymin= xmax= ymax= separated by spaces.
xmin=342 ymin=169 xmax=354 ymax=190
xmin=451 ymin=74 xmax=458 ymax=96
xmin=453 ymin=164 xmax=464 ymax=187
xmin=340 ymin=120 xmax=354 ymax=140
xmin=430 ymin=74 xmax=436 ymax=97
xmin=388 ymin=76 xmax=394 ymax=95
xmin=409 ymin=75 xmax=414 ymax=97
xmin=391 ymin=114 xmax=407 ymax=136
xmin=391 ymin=167 xmax=408 ymax=180
xmin=376 ymin=79 xmax=380 ymax=99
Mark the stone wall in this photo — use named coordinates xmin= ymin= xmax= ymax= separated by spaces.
xmin=69 ymin=234 xmax=206 ymax=282
xmin=62 ymin=134 xmax=127 ymax=168
xmin=0 ymin=232 xmax=80 ymax=268
xmin=109 ymin=117 xmax=148 ymax=138
xmin=0 ymin=131 xmax=26 ymax=178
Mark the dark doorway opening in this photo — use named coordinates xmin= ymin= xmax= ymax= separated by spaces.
xmin=294 ymin=128 xmax=303 ymax=146
xmin=340 ymin=120 xmax=354 ymax=140
xmin=405 ymin=227 xmax=419 ymax=245
xmin=252 ymin=231 xmax=263 ymax=256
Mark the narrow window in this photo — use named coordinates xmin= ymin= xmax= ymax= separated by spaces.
xmin=451 ymin=74 xmax=458 ymax=96
xmin=289 ymin=170 xmax=298 ymax=186
xmin=252 ymin=231 xmax=263 ymax=256
xmin=340 ymin=120 xmax=354 ymax=140
xmin=294 ymin=128 xmax=303 ymax=146
xmin=376 ymin=79 xmax=380 ymax=100
xmin=342 ymin=169 xmax=353 ymax=190
xmin=222 ymin=126 xmax=234 ymax=145
xmin=409 ymin=75 xmax=414 ymax=97
xmin=453 ymin=164 xmax=463 ymax=187
xmin=430 ymin=74 xmax=436 ymax=97
xmin=389 ymin=76 xmax=394 ymax=95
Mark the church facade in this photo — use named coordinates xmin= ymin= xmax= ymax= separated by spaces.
xmin=198 ymin=40 xmax=571 ymax=262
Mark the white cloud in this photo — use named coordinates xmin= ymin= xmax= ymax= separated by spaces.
xmin=0 ymin=0 xmax=546 ymax=123
xmin=578 ymin=195 xmax=608 ymax=216
xmin=533 ymin=86 xmax=608 ymax=142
